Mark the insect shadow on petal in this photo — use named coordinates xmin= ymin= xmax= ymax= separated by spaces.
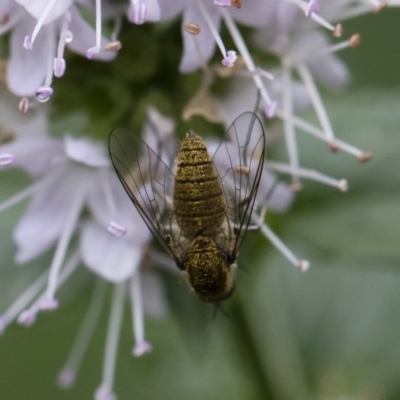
xmin=109 ymin=112 xmax=265 ymax=303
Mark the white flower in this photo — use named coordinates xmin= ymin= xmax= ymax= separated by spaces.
xmin=0 ymin=108 xmax=176 ymax=399
xmin=158 ymin=0 xmax=273 ymax=72
xmin=1 ymin=1 xmax=116 ymax=102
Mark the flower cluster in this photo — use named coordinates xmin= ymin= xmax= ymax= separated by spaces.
xmin=0 ymin=0 xmax=394 ymax=398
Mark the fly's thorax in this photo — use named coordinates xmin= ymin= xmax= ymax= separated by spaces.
xmin=173 ymin=132 xmax=226 ymax=238
xmin=183 ymin=235 xmax=236 ymax=303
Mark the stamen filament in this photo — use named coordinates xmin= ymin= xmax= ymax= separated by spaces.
xmin=282 ymin=63 xmax=300 ymax=185
xmin=266 ymin=162 xmax=348 ymax=191
xmin=36 ymin=24 xmax=56 ymax=102
xmin=95 ymin=0 xmax=102 ymax=50
xmin=101 ymin=172 xmax=117 ymax=214
xmin=219 ymin=8 xmax=273 ymax=107
xmin=0 ymin=182 xmax=39 ymax=214
xmin=87 ymin=0 xmax=102 ymax=58
xmin=289 ymin=0 xmax=336 ymax=31
xmin=30 ymin=0 xmax=57 ymax=44
xmin=329 ymin=4 xmax=376 ymax=22
xmin=276 ymin=111 xmax=367 ymax=159
xmin=57 ymin=279 xmax=107 ymax=388
xmin=43 ymin=27 xmax=56 ymax=85
xmin=196 ymin=1 xmax=227 ymax=58
xmin=43 ymin=194 xmax=84 ymax=306
xmin=97 ymin=283 xmax=126 ymax=400
xmin=101 ymin=172 xmax=127 ymax=236
xmin=57 ymin=16 xmax=69 ymax=59
xmin=260 ymin=222 xmax=309 ymax=272
xmin=296 ymin=63 xmax=336 ymax=144
xmin=299 ymin=35 xmax=361 ymax=64
xmin=0 ymin=269 xmax=48 ymax=334
xmin=111 ymin=17 xmax=122 ymax=42
xmin=18 ymin=250 xmax=81 ymax=326
xmin=54 ymin=14 xmax=72 ymax=77
xmin=130 ymin=272 xmax=152 ymax=357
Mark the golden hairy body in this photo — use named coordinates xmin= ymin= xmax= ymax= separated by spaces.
xmin=174 ymin=132 xmax=234 ymax=302
xmin=174 ymin=132 xmax=226 ymax=238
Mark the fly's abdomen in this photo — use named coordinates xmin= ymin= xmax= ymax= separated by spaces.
xmin=184 ymin=236 xmax=234 ymax=302
xmin=174 ymin=132 xmax=225 ymax=238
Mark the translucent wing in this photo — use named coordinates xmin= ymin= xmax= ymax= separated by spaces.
xmin=109 ymin=127 xmax=183 ymax=266
xmin=210 ymin=112 xmax=265 ymax=254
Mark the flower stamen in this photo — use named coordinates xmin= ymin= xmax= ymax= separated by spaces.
xmin=42 ymin=195 xmax=84 ymax=308
xmin=0 ymin=182 xmax=39 ymax=214
xmin=17 ymin=250 xmax=81 ymax=327
xmin=101 ymin=172 xmax=127 ymax=237
xmin=18 ymin=97 xmax=30 ymax=114
xmin=87 ymin=0 xmax=102 ymax=59
xmin=130 ymin=272 xmax=152 ymax=357
xmin=54 ymin=13 xmax=73 ymax=77
xmin=58 ymin=279 xmax=107 ymax=388
xmin=105 ymin=17 xmax=122 ymax=52
xmin=184 ymin=23 xmax=201 ymax=35
xmin=267 ymin=162 xmax=348 ymax=191
xmin=296 ymin=63 xmax=337 ymax=149
xmin=304 ymin=34 xmax=361 ymax=64
xmin=23 ymin=0 xmax=58 ymax=49
xmin=95 ymin=283 xmax=125 ymax=400
xmin=36 ymin=24 xmax=56 ymax=102
xmin=306 ymin=0 xmax=320 ymax=17
xmin=282 ymin=63 xmax=300 ymax=186
xmin=278 ymin=111 xmax=372 ymax=161
xmin=289 ymin=0 xmax=339 ymax=35
xmin=196 ymin=2 xmax=237 ymax=68
xmin=219 ymin=7 xmax=275 ymax=115
xmin=0 ymin=269 xmax=48 ymax=334
xmin=259 ymin=221 xmax=309 ymax=272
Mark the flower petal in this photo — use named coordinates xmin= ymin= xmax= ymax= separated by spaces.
xmin=0 ymin=86 xmax=48 ymax=138
xmin=64 ymin=135 xmax=110 ymax=168
xmin=179 ymin=3 xmax=219 ymax=73
xmin=80 ymin=220 xmax=144 ymax=283
xmin=309 ymin=53 xmax=350 ymax=90
xmin=256 ymin=171 xmax=294 ymax=213
xmin=0 ymin=136 xmax=64 ymax=176
xmin=14 ymin=0 xmax=73 ymax=24
xmin=0 ymin=0 xmax=16 ymax=18
xmin=13 ymin=164 xmax=91 ymax=263
xmin=230 ymin=0 xmax=275 ymax=28
xmin=144 ymin=0 xmax=161 ymax=22
xmin=158 ymin=0 xmax=186 ymax=20
xmin=142 ymin=107 xmax=176 ymax=164
xmin=86 ymin=168 xmax=150 ymax=240
xmin=6 ymin=15 xmax=47 ymax=97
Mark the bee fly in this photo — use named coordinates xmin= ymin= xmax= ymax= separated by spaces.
xmin=109 ymin=112 xmax=265 ymax=303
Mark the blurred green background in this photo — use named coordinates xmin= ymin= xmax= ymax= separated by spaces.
xmin=1 ymin=8 xmax=400 ymax=400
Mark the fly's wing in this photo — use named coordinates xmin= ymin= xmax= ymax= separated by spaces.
xmin=210 ymin=112 xmax=265 ymax=254
xmin=109 ymin=128 xmax=182 ymax=265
